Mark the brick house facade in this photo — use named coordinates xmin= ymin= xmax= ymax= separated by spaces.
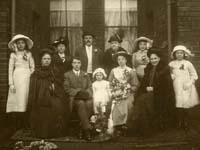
xmin=138 ymin=0 xmax=200 ymax=65
xmin=0 ymin=0 xmax=50 ymax=113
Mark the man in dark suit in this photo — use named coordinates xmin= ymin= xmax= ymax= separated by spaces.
xmin=75 ymin=32 xmax=103 ymax=79
xmin=63 ymin=57 xmax=93 ymax=141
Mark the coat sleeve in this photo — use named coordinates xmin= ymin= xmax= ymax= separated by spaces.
xmin=27 ymin=73 xmax=38 ymax=111
xmin=86 ymin=74 xmax=93 ymax=97
xmin=130 ymin=69 xmax=140 ymax=91
xmin=63 ymin=73 xmax=81 ymax=97
xmin=8 ymin=53 xmax=16 ymax=86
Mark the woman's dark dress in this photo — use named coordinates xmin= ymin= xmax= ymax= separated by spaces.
xmin=131 ymin=61 xmax=175 ymax=136
xmin=52 ymin=53 xmax=72 ymax=75
xmin=28 ymin=66 xmax=67 ymax=138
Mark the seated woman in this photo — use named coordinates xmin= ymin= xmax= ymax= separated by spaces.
xmin=131 ymin=48 xmax=175 ymax=137
xmin=28 ymin=49 xmax=67 ymax=138
xmin=108 ymin=50 xmax=139 ymax=136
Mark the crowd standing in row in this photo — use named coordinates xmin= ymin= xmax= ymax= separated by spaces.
xmin=6 ymin=33 xmax=200 ymax=141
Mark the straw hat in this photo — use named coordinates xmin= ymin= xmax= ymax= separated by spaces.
xmin=8 ymin=34 xmax=33 ymax=50
xmin=171 ymin=45 xmax=193 ymax=59
xmin=93 ymin=68 xmax=107 ymax=78
xmin=133 ymin=36 xmax=153 ymax=50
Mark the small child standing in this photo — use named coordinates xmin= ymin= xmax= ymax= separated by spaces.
xmin=169 ymin=45 xmax=199 ymax=130
xmin=92 ymin=68 xmax=111 ymax=115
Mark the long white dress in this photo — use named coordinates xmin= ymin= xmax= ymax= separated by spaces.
xmin=169 ymin=60 xmax=199 ymax=108
xmin=6 ymin=51 xmax=35 ymax=112
xmin=92 ymin=80 xmax=110 ymax=114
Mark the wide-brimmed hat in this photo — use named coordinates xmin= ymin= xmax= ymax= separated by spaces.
xmin=108 ymin=34 xmax=122 ymax=43
xmin=8 ymin=34 xmax=33 ymax=50
xmin=52 ymin=37 xmax=68 ymax=47
xmin=93 ymin=68 xmax=107 ymax=78
xmin=113 ymin=50 xmax=131 ymax=61
xmin=74 ymin=90 xmax=90 ymax=101
xmin=82 ymin=31 xmax=95 ymax=38
xmin=171 ymin=45 xmax=193 ymax=59
xmin=133 ymin=36 xmax=153 ymax=50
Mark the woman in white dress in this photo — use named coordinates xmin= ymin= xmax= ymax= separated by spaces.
xmin=6 ymin=34 xmax=35 ymax=129
xmin=169 ymin=45 xmax=199 ymax=130
xmin=108 ymin=50 xmax=139 ymax=136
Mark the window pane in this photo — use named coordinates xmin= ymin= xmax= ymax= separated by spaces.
xmin=122 ymin=0 xmax=137 ymax=26
xmin=50 ymin=11 xmax=67 ymax=27
xmin=67 ymin=28 xmax=83 ymax=55
xmin=105 ymin=0 xmax=121 ymax=26
xmin=50 ymin=0 xmax=66 ymax=11
xmin=50 ymin=28 xmax=67 ymax=42
xmin=67 ymin=0 xmax=82 ymax=26
xmin=50 ymin=0 xmax=82 ymax=27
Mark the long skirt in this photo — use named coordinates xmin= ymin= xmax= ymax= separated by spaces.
xmin=112 ymin=94 xmax=134 ymax=126
xmin=6 ymin=68 xmax=31 ymax=112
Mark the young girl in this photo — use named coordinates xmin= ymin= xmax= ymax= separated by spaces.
xmin=92 ymin=68 xmax=111 ymax=115
xmin=169 ymin=45 xmax=199 ymax=130
xmin=6 ymin=34 xmax=35 ymax=129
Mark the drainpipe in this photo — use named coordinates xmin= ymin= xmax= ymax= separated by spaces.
xmin=167 ymin=0 xmax=172 ymax=61
xmin=11 ymin=0 xmax=16 ymax=37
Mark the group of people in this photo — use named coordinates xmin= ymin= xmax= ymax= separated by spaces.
xmin=6 ymin=32 xmax=200 ymax=141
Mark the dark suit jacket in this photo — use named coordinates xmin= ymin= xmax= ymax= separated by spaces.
xmin=63 ymin=70 xmax=92 ymax=112
xmin=75 ymin=46 xmax=103 ymax=72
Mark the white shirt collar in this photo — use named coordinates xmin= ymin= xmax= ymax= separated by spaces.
xmin=73 ymin=69 xmax=80 ymax=75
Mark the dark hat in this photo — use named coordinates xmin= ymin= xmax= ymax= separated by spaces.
xmin=108 ymin=34 xmax=122 ymax=43
xmin=147 ymin=47 xmax=163 ymax=58
xmin=82 ymin=31 xmax=95 ymax=38
xmin=39 ymin=48 xmax=53 ymax=58
xmin=74 ymin=90 xmax=90 ymax=101
xmin=52 ymin=37 xmax=68 ymax=47
xmin=113 ymin=49 xmax=130 ymax=60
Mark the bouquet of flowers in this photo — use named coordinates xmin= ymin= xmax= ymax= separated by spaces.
xmin=14 ymin=140 xmax=61 ymax=150
xmin=90 ymin=105 xmax=108 ymax=134
xmin=110 ymin=69 xmax=131 ymax=103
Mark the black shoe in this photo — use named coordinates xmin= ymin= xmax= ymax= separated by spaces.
xmin=84 ymin=130 xmax=92 ymax=141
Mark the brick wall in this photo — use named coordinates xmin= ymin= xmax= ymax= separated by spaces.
xmin=138 ymin=0 xmax=168 ymax=48
xmin=177 ymin=0 xmax=200 ymax=78
xmin=0 ymin=0 xmax=50 ymax=113
xmin=0 ymin=0 xmax=11 ymax=113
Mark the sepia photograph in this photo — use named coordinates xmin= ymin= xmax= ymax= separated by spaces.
xmin=0 ymin=0 xmax=200 ymax=149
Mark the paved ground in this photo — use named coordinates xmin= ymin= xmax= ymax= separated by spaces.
xmin=1 ymin=105 xmax=200 ymax=150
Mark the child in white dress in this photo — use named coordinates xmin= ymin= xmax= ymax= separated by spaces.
xmin=169 ymin=45 xmax=199 ymax=130
xmin=92 ymin=68 xmax=111 ymax=115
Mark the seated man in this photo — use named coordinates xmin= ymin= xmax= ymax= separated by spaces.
xmin=64 ymin=57 xmax=93 ymax=141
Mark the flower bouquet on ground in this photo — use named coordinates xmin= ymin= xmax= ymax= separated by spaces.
xmin=14 ymin=140 xmax=61 ymax=150
xmin=90 ymin=105 xmax=108 ymax=136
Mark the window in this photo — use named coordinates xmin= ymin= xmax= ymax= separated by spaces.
xmin=105 ymin=0 xmax=137 ymax=53
xmin=50 ymin=0 xmax=83 ymax=55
